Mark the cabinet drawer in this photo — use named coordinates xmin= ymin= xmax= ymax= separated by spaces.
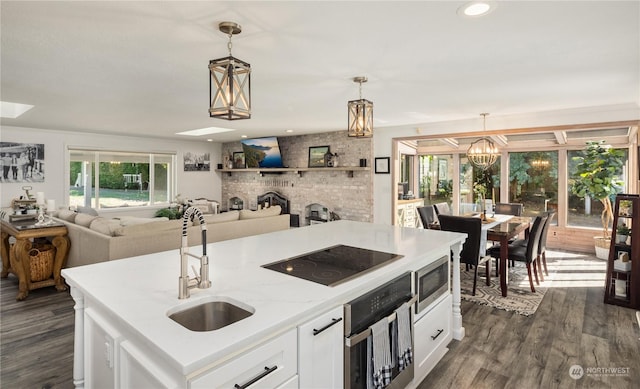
xmin=414 ymin=294 xmax=451 ymax=375
xmin=190 ymin=329 xmax=297 ymax=389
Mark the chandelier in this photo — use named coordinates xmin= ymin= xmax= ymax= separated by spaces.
xmin=466 ymin=113 xmax=499 ymax=170
xmin=209 ymin=22 xmax=251 ymax=120
xmin=347 ymin=77 xmax=373 ymax=138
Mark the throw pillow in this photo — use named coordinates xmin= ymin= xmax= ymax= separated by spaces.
xmin=89 ymin=218 xmax=121 ymax=236
xmin=57 ymin=209 xmax=77 ymax=223
xmin=239 ymin=205 xmax=282 ymax=220
xmin=75 ymin=213 xmax=98 ymax=227
xmin=77 ymin=206 xmax=99 ymax=216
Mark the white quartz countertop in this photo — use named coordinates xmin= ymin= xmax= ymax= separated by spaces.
xmin=62 ymin=220 xmax=464 ymax=376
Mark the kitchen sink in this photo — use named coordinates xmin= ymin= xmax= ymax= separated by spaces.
xmin=168 ymin=298 xmax=254 ymax=332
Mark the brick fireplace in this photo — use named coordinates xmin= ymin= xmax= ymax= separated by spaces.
xmin=221 ymin=131 xmax=373 ymax=224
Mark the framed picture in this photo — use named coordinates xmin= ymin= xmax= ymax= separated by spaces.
xmin=375 ymin=157 xmax=390 ymax=174
xmin=233 ymin=152 xmax=245 ymax=168
xmin=183 ymin=151 xmax=211 ymax=171
xmin=308 ymin=146 xmax=330 ymax=168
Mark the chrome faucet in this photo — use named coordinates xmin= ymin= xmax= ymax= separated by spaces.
xmin=178 ymin=207 xmax=211 ymax=299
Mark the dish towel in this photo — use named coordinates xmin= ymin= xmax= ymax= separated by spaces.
xmin=395 ymin=302 xmax=413 ymax=371
xmin=368 ymin=317 xmax=392 ymax=389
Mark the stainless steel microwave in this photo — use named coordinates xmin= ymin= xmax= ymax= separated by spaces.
xmin=414 ymin=255 xmax=449 ymax=315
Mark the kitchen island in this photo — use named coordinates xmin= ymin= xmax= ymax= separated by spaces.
xmin=62 ymin=220 xmax=466 ymax=388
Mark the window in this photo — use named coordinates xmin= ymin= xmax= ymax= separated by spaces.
xmin=567 ymin=148 xmax=628 ymax=228
xmin=419 ymin=154 xmax=454 ymax=206
xmin=508 ymin=151 xmax=558 ymax=218
xmin=68 ymin=149 xmax=176 ymax=209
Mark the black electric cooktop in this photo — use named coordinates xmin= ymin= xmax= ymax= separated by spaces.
xmin=261 ymin=245 xmax=403 ymax=287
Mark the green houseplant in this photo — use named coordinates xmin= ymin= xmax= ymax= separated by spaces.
xmin=570 ymin=140 xmax=625 ymax=258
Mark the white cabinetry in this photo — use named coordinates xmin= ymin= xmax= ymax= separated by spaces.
xmin=298 ymin=306 xmax=344 ymax=388
xmin=397 ymin=199 xmax=424 ymax=228
xmin=413 ymin=294 xmax=452 ymax=385
xmin=189 ymin=329 xmax=298 ymax=389
xmin=84 ymin=308 xmax=121 ymax=389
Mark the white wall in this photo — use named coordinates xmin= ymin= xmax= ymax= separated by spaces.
xmin=0 ymin=126 xmax=222 ymax=217
xmin=373 ymin=104 xmax=640 ymax=225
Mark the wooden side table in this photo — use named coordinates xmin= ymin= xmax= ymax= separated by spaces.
xmin=1 ymin=219 xmax=70 ymax=300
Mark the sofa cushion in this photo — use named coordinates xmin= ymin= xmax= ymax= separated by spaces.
xmin=199 ymin=211 xmax=240 ymax=225
xmin=89 ymin=217 xmax=122 ymax=236
xmin=113 ymin=219 xmax=183 ymax=236
xmin=57 ymin=209 xmax=77 ymax=223
xmin=239 ymin=205 xmax=282 ymax=220
xmin=75 ymin=213 xmax=98 ymax=227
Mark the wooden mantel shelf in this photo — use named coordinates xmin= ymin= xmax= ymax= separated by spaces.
xmin=217 ymin=166 xmax=370 ymax=177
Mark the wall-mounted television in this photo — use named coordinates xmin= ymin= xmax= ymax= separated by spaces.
xmin=240 ymin=136 xmax=285 ymax=168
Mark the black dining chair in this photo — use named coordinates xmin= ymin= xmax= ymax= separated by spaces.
xmin=494 ymin=203 xmax=524 ymax=216
xmin=417 ymin=205 xmax=438 ymax=229
xmin=512 ymin=211 xmax=556 ymax=281
xmin=433 ymin=202 xmax=451 ymax=217
xmin=438 ymin=215 xmax=492 ymax=296
xmin=487 ymin=215 xmax=547 ymax=293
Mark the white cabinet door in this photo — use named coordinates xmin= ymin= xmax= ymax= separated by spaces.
xmin=190 ymin=329 xmax=297 ymax=389
xmin=298 ymin=306 xmax=344 ymax=389
xmin=413 ymin=294 xmax=452 ymax=384
xmin=120 ymin=340 xmax=181 ymax=389
xmin=84 ymin=308 xmax=121 ymax=389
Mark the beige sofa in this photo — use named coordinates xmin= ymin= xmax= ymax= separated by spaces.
xmin=54 ymin=206 xmax=290 ymax=268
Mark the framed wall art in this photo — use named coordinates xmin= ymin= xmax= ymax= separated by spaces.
xmin=0 ymin=142 xmax=45 ymax=182
xmin=375 ymin=157 xmax=390 ymax=174
xmin=183 ymin=151 xmax=211 ymax=171
xmin=308 ymin=146 xmax=330 ymax=168
xmin=233 ymin=152 xmax=246 ymax=169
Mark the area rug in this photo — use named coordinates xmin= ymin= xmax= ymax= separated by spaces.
xmin=459 ymin=251 xmax=606 ymax=316
xmin=459 ymin=260 xmax=549 ymax=316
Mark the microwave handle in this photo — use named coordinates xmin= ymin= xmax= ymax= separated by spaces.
xmin=345 ymin=294 xmax=417 ymax=348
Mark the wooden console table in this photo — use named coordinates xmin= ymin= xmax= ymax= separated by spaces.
xmin=1 ymin=219 xmax=70 ymax=300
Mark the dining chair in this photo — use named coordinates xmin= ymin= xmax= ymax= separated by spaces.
xmin=438 ymin=215 xmax=492 ymax=296
xmin=512 ymin=211 xmax=556 ymax=281
xmin=417 ymin=205 xmax=437 ymax=229
xmin=487 ymin=215 xmax=547 ymax=293
xmin=433 ymin=202 xmax=451 ymax=216
xmin=494 ymin=203 xmax=524 ymax=216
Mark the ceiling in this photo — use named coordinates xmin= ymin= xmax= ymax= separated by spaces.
xmin=1 ymin=1 xmax=639 ymax=143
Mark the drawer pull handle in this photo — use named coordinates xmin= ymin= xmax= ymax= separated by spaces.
xmin=234 ymin=365 xmax=278 ymax=389
xmin=313 ymin=317 xmax=343 ymax=336
xmin=431 ymin=329 xmax=444 ymax=340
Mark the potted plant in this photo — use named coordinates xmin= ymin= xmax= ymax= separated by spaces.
xmin=616 ymin=223 xmax=630 ymax=244
xmin=570 ymin=140 xmax=625 ymax=259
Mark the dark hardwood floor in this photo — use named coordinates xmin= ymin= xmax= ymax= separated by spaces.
xmin=1 ymin=253 xmax=638 ymax=389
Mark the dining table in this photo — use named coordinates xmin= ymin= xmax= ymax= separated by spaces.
xmin=484 ymin=215 xmax=531 ymax=297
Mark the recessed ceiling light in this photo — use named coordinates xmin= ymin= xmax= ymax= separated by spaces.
xmin=458 ymin=1 xmax=494 ymax=17
xmin=0 ymin=101 xmax=34 ymax=118
xmin=176 ymin=126 xmax=235 ymax=136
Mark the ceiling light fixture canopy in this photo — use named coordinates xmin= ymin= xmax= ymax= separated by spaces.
xmin=347 ymin=76 xmax=373 ymax=138
xmin=467 ymin=113 xmax=499 ymax=170
xmin=209 ymin=21 xmax=251 ymax=120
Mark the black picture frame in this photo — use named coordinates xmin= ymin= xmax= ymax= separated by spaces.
xmin=375 ymin=157 xmax=390 ymax=174
xmin=308 ymin=146 xmax=330 ymax=168
xmin=233 ymin=152 xmax=245 ymax=168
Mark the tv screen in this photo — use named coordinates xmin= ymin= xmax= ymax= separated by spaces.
xmin=240 ymin=136 xmax=285 ymax=168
